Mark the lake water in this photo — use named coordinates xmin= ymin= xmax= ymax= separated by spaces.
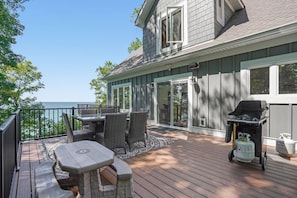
xmin=42 ymin=102 xmax=95 ymax=109
xmin=41 ymin=102 xmax=96 ymax=121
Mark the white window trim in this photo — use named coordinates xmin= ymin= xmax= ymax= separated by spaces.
xmin=156 ymin=0 xmax=188 ymax=55
xmin=111 ymin=83 xmax=132 ymax=112
xmin=166 ymin=6 xmax=184 ymax=44
xmin=240 ymin=52 xmax=297 ymax=103
xmin=216 ymin=0 xmax=225 ymax=26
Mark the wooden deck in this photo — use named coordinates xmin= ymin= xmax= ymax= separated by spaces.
xmin=11 ymin=129 xmax=297 ymax=198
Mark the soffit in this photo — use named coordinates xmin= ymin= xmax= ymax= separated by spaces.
xmin=226 ymin=0 xmax=245 ymax=11
xmin=135 ymin=0 xmax=156 ymax=28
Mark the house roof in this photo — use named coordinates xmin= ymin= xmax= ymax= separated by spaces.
xmin=106 ymin=0 xmax=297 ymax=81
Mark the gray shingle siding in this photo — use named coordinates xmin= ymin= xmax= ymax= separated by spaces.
xmin=188 ymin=0 xmax=215 ymax=47
xmin=143 ymin=0 xmax=219 ymax=62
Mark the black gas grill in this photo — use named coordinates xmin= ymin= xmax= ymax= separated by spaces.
xmin=225 ymin=100 xmax=268 ymax=170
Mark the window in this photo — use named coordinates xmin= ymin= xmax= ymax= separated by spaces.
xmin=160 ymin=6 xmax=184 ymax=50
xmin=250 ymin=67 xmax=269 ymax=94
xmin=279 ymin=63 xmax=297 ymax=94
xmin=112 ymin=84 xmax=131 ymax=112
xmin=216 ymin=0 xmax=225 ymax=26
xmin=161 ymin=18 xmax=169 ymax=48
xmin=241 ymin=53 xmax=297 ymax=102
xmin=167 ymin=8 xmax=182 ymax=43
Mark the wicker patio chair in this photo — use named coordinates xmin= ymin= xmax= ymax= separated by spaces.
xmin=80 ymin=109 xmax=97 ymax=129
xmin=95 ymin=113 xmax=127 ymax=153
xmin=62 ymin=113 xmax=94 ymax=143
xmin=125 ymin=111 xmax=148 ymax=151
xmin=99 ymin=105 xmax=119 ymax=114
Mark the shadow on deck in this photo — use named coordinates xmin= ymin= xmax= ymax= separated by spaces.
xmin=11 ymin=128 xmax=297 ymax=198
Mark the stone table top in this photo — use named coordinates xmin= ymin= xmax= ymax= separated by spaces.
xmin=54 ymin=140 xmax=114 ymax=174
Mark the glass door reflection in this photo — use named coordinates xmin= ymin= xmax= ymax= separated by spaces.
xmin=173 ymin=83 xmax=188 ymax=127
xmin=157 ymin=80 xmax=188 ymax=128
xmin=157 ymin=82 xmax=170 ymax=125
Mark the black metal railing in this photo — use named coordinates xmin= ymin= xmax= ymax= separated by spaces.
xmin=21 ymin=107 xmax=82 ymax=140
xmin=0 ymin=109 xmax=21 ymax=198
xmin=1 ymin=104 xmax=116 ymax=197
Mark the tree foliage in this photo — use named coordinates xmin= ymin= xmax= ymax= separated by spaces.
xmin=0 ymin=61 xmax=44 ymax=124
xmin=0 ymin=0 xmax=28 ymax=67
xmin=128 ymin=37 xmax=142 ymax=54
xmin=128 ymin=7 xmax=142 ymax=54
xmin=0 ymin=0 xmax=29 ymax=124
xmin=90 ymin=61 xmax=117 ymax=105
xmin=5 ymin=60 xmax=45 ymax=109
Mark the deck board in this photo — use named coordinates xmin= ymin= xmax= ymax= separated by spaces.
xmin=12 ymin=130 xmax=297 ymax=198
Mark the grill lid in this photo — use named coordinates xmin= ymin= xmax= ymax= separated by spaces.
xmin=228 ymin=100 xmax=268 ymax=120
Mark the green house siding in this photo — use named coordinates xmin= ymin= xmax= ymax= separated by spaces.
xmin=108 ymin=41 xmax=297 ymax=139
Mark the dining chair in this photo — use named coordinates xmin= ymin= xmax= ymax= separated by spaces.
xmin=95 ymin=113 xmax=127 ymax=153
xmin=80 ymin=109 xmax=97 ymax=129
xmin=139 ymin=108 xmax=149 ymax=137
xmin=99 ymin=105 xmax=119 ymax=114
xmin=62 ymin=113 xmax=94 ymax=143
xmin=125 ymin=111 xmax=148 ymax=151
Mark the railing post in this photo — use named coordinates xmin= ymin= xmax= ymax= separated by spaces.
xmin=12 ymin=109 xmax=21 ymax=169
xmin=71 ymin=107 xmax=75 ymax=130
xmin=0 ymin=128 xmax=2 ymax=198
xmin=38 ymin=111 xmax=41 ymax=139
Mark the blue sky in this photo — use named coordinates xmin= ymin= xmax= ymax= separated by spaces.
xmin=13 ymin=0 xmax=143 ymax=102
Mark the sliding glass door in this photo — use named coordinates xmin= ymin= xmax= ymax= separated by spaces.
xmin=157 ymin=79 xmax=188 ymax=128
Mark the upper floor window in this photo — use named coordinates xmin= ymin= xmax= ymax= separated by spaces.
xmin=216 ymin=0 xmax=225 ymax=26
xmin=161 ymin=7 xmax=183 ymax=49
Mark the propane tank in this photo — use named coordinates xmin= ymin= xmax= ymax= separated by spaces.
xmin=234 ymin=132 xmax=255 ymax=162
xmin=276 ymin=133 xmax=296 ymax=157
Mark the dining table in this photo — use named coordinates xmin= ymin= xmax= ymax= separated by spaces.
xmin=54 ymin=140 xmax=114 ymax=198
xmin=73 ymin=113 xmax=106 ymax=132
xmin=73 ymin=113 xmax=130 ymax=132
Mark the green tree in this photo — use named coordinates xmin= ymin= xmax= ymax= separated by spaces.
xmin=0 ymin=0 xmax=28 ymax=123
xmin=130 ymin=7 xmax=141 ymax=22
xmin=128 ymin=37 xmax=142 ymax=53
xmin=0 ymin=0 xmax=28 ymax=67
xmin=90 ymin=61 xmax=117 ymax=104
xmin=128 ymin=7 xmax=142 ymax=54
xmin=4 ymin=60 xmax=45 ymax=109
